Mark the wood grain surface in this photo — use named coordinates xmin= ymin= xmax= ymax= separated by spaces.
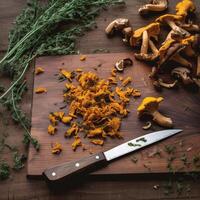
xmin=28 ymin=52 xmax=200 ymax=177
xmin=0 ymin=0 xmax=200 ymax=199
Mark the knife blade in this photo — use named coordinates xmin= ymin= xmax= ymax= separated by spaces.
xmin=43 ymin=129 xmax=182 ymax=183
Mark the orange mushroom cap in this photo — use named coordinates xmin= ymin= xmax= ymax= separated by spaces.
xmin=156 ymin=14 xmax=183 ymax=24
xmin=137 ymin=97 xmax=164 ymax=115
xmin=130 ymin=22 xmax=160 ymax=46
xmin=176 ymin=0 xmax=196 ymax=17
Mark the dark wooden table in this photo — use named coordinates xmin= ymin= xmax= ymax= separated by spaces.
xmin=0 ymin=0 xmax=200 ymax=199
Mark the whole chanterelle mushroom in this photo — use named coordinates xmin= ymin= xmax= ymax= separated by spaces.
xmin=156 ymin=14 xmax=190 ymax=37
xmin=137 ymin=97 xmax=173 ymax=128
xmin=130 ymin=22 xmax=160 ymax=61
xmin=138 ymin=0 xmax=168 ymax=15
xmin=105 ymin=18 xmax=129 ymax=36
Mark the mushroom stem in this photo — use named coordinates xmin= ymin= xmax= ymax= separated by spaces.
xmin=184 ymin=46 xmax=196 ymax=57
xmin=166 ymin=20 xmax=190 ymax=37
xmin=171 ymin=54 xmax=192 ymax=68
xmin=180 ymin=23 xmax=200 ymax=33
xmin=141 ymin=30 xmax=149 ymax=54
xmin=153 ymin=110 xmax=173 ymax=128
xmin=149 ymin=39 xmax=159 ymax=54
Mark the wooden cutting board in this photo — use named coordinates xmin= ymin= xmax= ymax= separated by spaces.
xmin=28 ymin=52 xmax=200 ymax=177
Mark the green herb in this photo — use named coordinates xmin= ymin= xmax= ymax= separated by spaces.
xmin=0 ymin=162 xmax=10 ymax=180
xmin=166 ymin=156 xmax=176 ymax=173
xmin=12 ymin=151 xmax=27 ymax=171
xmin=0 ymin=0 xmax=124 ymax=151
xmin=164 ymin=145 xmax=176 ymax=155
xmin=163 ymin=180 xmax=174 ymax=196
xmin=180 ymin=153 xmax=190 ymax=167
xmin=131 ymin=156 xmax=138 ymax=163
xmin=0 ymin=85 xmax=4 ymax=94
xmin=128 ymin=142 xmax=142 ymax=147
xmin=175 ymin=181 xmax=184 ymax=195
xmin=92 ymin=48 xmax=110 ymax=53
xmin=192 ymin=154 xmax=200 ymax=168
xmin=143 ymin=164 xmax=151 ymax=171
xmin=136 ymin=137 xmax=147 ymax=143
xmin=153 ymin=151 xmax=162 ymax=158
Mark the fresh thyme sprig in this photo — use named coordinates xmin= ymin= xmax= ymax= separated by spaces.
xmin=0 ymin=0 xmax=124 ymax=152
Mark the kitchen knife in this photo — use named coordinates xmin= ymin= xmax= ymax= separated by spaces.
xmin=43 ymin=129 xmax=182 ymax=183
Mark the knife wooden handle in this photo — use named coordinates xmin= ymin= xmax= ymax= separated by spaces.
xmin=43 ymin=152 xmax=107 ymax=183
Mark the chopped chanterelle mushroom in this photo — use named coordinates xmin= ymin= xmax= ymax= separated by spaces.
xmin=49 ymin=69 xmax=141 ymax=150
xmin=139 ymin=0 xmax=168 ymax=15
xmin=35 ymin=67 xmax=44 ymax=75
xmin=105 ymin=18 xmax=129 ymax=36
xmin=51 ymin=142 xmax=62 ymax=154
xmin=131 ymin=22 xmax=160 ymax=62
xmin=35 ymin=87 xmax=47 ymax=94
xmin=48 ymin=124 xmax=57 ymax=135
xmin=72 ymin=136 xmax=82 ymax=151
xmin=59 ymin=69 xmax=73 ymax=82
xmin=91 ymin=139 xmax=104 ymax=146
xmin=137 ymin=97 xmax=173 ymax=128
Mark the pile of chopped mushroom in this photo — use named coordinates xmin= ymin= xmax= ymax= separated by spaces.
xmin=48 ymin=68 xmax=141 ymax=151
xmin=105 ymin=0 xmax=200 ymax=90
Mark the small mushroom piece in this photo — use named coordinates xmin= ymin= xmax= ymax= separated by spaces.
xmin=156 ymin=14 xmax=190 ymax=37
xmin=138 ymin=0 xmax=168 ymax=15
xmin=137 ymin=97 xmax=173 ymax=128
xmin=122 ymin=27 xmax=133 ymax=44
xmin=171 ymin=67 xmax=194 ymax=85
xmin=105 ymin=18 xmax=129 ymax=36
xmin=142 ymin=121 xmax=152 ymax=130
xmin=115 ymin=58 xmax=133 ymax=71
xmin=176 ymin=0 xmax=196 ymax=18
